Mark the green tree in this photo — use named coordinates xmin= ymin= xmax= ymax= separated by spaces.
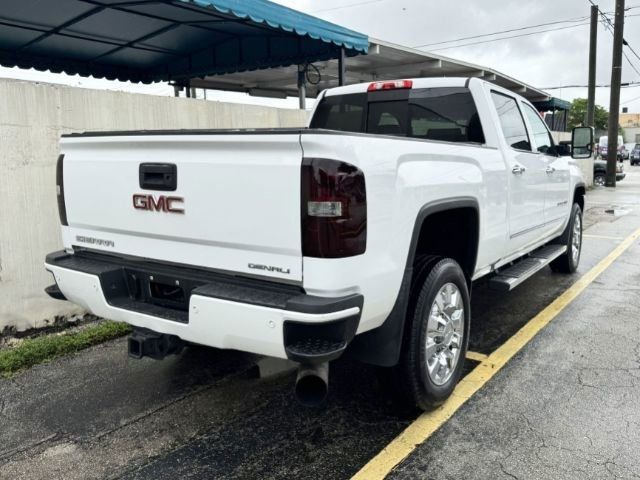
xmin=567 ymin=98 xmax=609 ymax=130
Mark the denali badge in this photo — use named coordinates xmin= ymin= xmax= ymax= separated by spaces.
xmin=248 ymin=263 xmax=291 ymax=275
xmin=133 ymin=194 xmax=184 ymax=214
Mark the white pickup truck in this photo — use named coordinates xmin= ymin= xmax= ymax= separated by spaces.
xmin=45 ymin=77 xmax=592 ymax=409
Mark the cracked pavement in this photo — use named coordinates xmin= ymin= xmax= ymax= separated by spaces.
xmin=2 ymin=167 xmax=640 ymax=479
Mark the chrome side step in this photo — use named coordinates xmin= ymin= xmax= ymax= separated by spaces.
xmin=488 ymin=245 xmax=567 ymax=292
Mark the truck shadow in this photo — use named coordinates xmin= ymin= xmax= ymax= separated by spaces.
xmin=121 ymin=263 xmax=584 ymax=479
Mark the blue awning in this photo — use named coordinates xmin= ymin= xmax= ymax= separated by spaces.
xmin=0 ymin=0 xmax=368 ymax=83
xmin=531 ymin=97 xmax=571 ymax=112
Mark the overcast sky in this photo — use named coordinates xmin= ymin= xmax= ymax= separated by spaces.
xmin=2 ymin=0 xmax=640 ymax=112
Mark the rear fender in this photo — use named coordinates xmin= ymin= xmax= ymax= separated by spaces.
xmin=348 ymin=197 xmax=479 ymax=366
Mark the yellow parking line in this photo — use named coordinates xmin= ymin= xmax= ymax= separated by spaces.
xmin=583 ymin=234 xmax=625 ymax=241
xmin=465 ymin=351 xmax=488 ymax=362
xmin=352 ymin=226 xmax=640 ymax=480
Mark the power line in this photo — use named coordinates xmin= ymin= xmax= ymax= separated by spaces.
xmin=588 ymin=0 xmax=640 ymax=76
xmin=622 ymin=26 xmax=640 ymax=63
xmin=310 ymin=0 xmax=386 ymax=13
xmin=413 ymin=16 xmax=591 ymax=49
xmin=620 ymin=49 xmax=640 ymax=76
xmin=589 ymin=0 xmax=640 ymax=76
xmin=429 ymin=22 xmax=590 ymax=52
xmin=542 ymin=81 xmax=640 ymax=89
xmin=413 ymin=9 xmax=640 ymax=51
xmin=311 ymin=2 xmax=640 ymax=16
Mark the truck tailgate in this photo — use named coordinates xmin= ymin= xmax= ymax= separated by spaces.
xmin=60 ymin=132 xmax=303 ymax=282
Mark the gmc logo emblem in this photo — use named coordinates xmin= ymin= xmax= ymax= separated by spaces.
xmin=133 ymin=194 xmax=185 ymax=214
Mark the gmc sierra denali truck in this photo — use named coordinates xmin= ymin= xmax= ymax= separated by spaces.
xmin=45 ymin=77 xmax=592 ymax=410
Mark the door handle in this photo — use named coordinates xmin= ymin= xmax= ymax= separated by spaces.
xmin=512 ymin=165 xmax=526 ymax=175
xmin=546 ymin=166 xmax=556 ymax=174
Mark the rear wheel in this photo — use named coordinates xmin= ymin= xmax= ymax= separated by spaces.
xmin=551 ymin=203 xmax=582 ymax=274
xmin=395 ymin=256 xmax=470 ymax=410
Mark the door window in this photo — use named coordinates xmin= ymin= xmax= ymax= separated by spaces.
xmin=491 ymin=92 xmax=531 ymax=151
xmin=522 ymin=103 xmax=554 ymax=154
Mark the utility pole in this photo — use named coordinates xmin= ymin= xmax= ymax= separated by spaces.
xmin=607 ymin=0 xmax=625 ymax=187
xmin=587 ymin=5 xmax=598 ymax=127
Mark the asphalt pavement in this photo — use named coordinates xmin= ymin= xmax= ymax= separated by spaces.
xmin=2 ymin=164 xmax=640 ymax=479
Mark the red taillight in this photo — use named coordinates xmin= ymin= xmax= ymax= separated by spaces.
xmin=56 ymin=154 xmax=68 ymax=226
xmin=367 ymin=80 xmax=413 ymax=92
xmin=301 ymin=158 xmax=366 ymax=258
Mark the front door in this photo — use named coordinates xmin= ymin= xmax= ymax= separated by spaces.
xmin=521 ymin=102 xmax=571 ymax=235
xmin=490 ymin=91 xmax=547 ymax=252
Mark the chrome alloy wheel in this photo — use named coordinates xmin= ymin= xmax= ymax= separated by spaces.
xmin=425 ymin=283 xmax=464 ymax=386
xmin=572 ymin=212 xmax=582 ymax=264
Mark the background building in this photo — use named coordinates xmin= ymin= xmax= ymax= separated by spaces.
xmin=620 ymin=112 xmax=640 ymax=143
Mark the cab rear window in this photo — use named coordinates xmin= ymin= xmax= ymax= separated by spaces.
xmin=310 ymin=87 xmax=485 ymax=144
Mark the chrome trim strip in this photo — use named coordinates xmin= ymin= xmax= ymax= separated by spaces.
xmin=510 ymin=216 xmax=566 ymax=239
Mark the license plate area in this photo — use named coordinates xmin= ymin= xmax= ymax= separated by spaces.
xmin=150 ymin=280 xmax=185 ymax=305
xmin=124 ymin=269 xmax=204 ymax=312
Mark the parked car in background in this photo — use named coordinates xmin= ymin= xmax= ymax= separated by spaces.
xmin=630 ymin=144 xmax=640 ymax=165
xmin=598 ymin=135 xmax=624 ymax=160
xmin=623 ymin=143 xmax=635 ymax=160
xmin=594 ymin=159 xmax=625 ymax=186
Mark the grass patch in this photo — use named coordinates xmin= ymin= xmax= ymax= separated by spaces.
xmin=0 ymin=320 xmax=132 ymax=377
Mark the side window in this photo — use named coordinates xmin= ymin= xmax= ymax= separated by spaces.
xmin=491 ymin=92 xmax=531 ymax=151
xmin=522 ymin=103 xmax=554 ymax=154
xmin=310 ymin=93 xmax=366 ymax=133
xmin=408 ymin=88 xmax=485 ymax=143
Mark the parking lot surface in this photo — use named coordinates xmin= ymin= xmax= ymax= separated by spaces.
xmin=2 ymin=167 xmax=640 ymax=480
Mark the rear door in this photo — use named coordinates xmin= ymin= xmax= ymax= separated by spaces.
xmin=61 ymin=132 xmax=304 ymax=282
xmin=490 ymin=91 xmax=547 ymax=251
xmin=520 ymin=102 xmax=570 ymax=233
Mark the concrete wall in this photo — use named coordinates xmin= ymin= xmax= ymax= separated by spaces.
xmin=0 ymin=78 xmax=308 ymax=332
xmin=623 ymin=127 xmax=640 ymax=144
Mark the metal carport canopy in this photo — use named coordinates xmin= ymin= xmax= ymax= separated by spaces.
xmin=0 ymin=0 xmax=368 ymax=84
xmin=190 ymin=38 xmax=556 ymax=104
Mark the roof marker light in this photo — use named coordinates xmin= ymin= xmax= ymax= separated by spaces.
xmin=367 ymin=80 xmax=413 ymax=92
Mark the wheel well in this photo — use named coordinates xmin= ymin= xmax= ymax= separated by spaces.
xmin=413 ymin=207 xmax=479 ymax=280
xmin=574 ymin=185 xmax=585 ymax=211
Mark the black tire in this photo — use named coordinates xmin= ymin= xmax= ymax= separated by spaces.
xmin=394 ymin=256 xmax=471 ymax=411
xmin=594 ymin=173 xmax=606 ymax=187
xmin=550 ymin=203 xmax=582 ymax=274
